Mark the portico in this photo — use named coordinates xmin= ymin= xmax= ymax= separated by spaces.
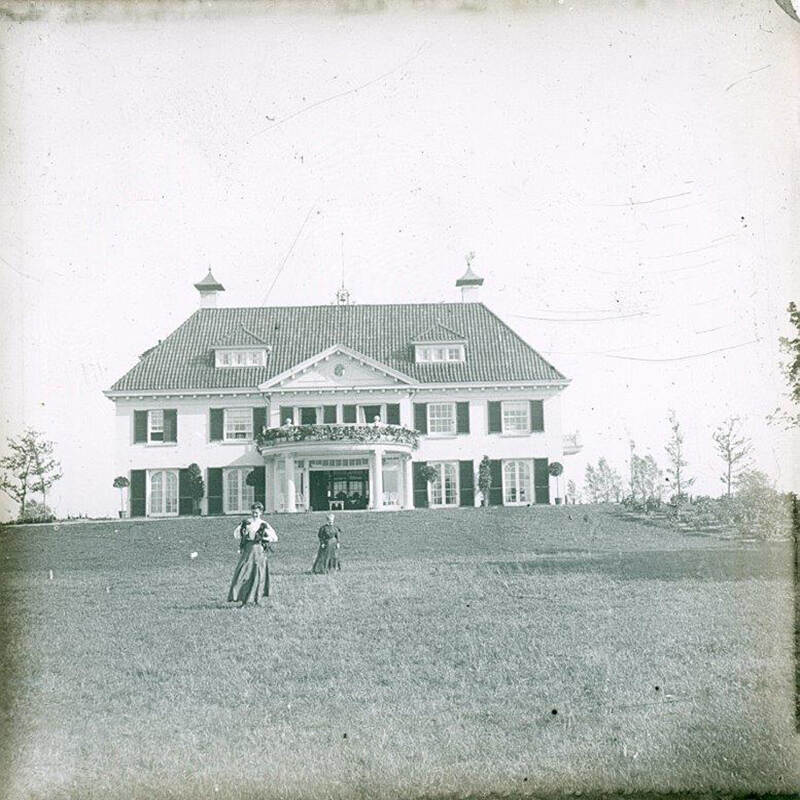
xmin=263 ymin=441 xmax=415 ymax=512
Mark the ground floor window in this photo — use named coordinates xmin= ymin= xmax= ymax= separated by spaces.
xmin=503 ymin=460 xmax=533 ymax=505
xmin=428 ymin=461 xmax=459 ymax=507
xmin=149 ymin=469 xmax=178 ymax=516
xmin=382 ymin=461 xmax=400 ymax=506
xmin=224 ymin=467 xmax=255 ymax=514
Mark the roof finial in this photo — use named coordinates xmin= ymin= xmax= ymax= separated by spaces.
xmin=456 ymin=251 xmax=484 ymax=302
xmin=335 ymin=232 xmax=352 ymax=305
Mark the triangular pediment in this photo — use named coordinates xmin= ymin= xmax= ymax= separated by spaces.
xmin=258 ymin=345 xmax=418 ymax=390
xmin=411 ymin=320 xmax=466 ymax=343
xmin=213 ymin=323 xmax=269 ymax=348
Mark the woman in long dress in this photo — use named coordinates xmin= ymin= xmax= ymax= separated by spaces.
xmin=312 ymin=513 xmax=341 ymax=574
xmin=227 ymin=502 xmax=278 ymax=607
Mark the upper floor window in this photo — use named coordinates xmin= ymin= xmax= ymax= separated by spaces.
xmin=148 ymin=410 xmax=164 ymax=441
xmin=134 ymin=409 xmax=177 ymax=444
xmin=415 ymin=344 xmax=465 ymax=363
xmin=428 ymin=402 xmax=456 ymax=435
xmin=225 ymin=408 xmax=253 ymax=440
xmin=502 ymin=401 xmax=530 ymax=433
xmin=215 ymin=349 xmax=268 ymax=368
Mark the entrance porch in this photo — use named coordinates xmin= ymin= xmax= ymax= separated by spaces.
xmin=264 ymin=449 xmax=415 ymax=512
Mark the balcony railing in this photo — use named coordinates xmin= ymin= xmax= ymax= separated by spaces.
xmin=257 ymin=423 xmax=420 ymax=450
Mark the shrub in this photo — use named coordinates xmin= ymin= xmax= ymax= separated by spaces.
xmin=18 ymin=500 xmax=56 ymax=524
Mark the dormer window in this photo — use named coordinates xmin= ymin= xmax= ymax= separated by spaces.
xmin=415 ymin=344 xmax=465 ymax=363
xmin=215 ymin=348 xmax=268 ymax=368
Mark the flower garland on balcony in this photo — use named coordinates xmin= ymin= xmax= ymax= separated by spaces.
xmin=256 ymin=423 xmax=420 ymax=450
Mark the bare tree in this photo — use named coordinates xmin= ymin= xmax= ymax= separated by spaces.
xmin=712 ymin=417 xmax=753 ymax=498
xmin=665 ymin=410 xmax=694 ymax=500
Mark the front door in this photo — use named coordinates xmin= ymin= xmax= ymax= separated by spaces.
xmin=310 ymin=471 xmax=330 ymax=512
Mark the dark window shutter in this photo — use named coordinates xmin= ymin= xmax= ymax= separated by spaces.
xmin=342 ymin=405 xmax=357 ymax=423
xmin=534 ymin=458 xmax=550 ymax=504
xmin=178 ymin=468 xmax=193 ymax=516
xmin=413 ymin=403 xmax=428 ymax=434
xmin=459 ymin=460 xmax=475 ymax=507
xmin=253 ymin=407 xmax=267 ymax=435
xmin=323 ymin=405 xmax=337 ymax=423
xmin=207 ymin=468 xmax=223 ymax=515
xmin=250 ymin=466 xmax=266 ymax=507
xmin=456 ymin=402 xmax=470 ymax=434
xmin=412 ymin=462 xmax=429 ymax=508
xmin=530 ymin=400 xmax=544 ymax=433
xmin=280 ymin=406 xmax=294 ymax=425
xmin=489 ymin=459 xmax=503 ymax=505
xmin=130 ymin=470 xmax=146 ymax=517
xmin=209 ymin=409 xmax=224 ymax=441
xmin=385 ymin=403 xmax=400 ymax=425
xmin=134 ymin=411 xmax=148 ymax=443
xmin=488 ymin=401 xmax=502 ymax=434
xmin=163 ymin=409 xmax=178 ymax=443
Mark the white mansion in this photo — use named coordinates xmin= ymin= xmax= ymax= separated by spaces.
xmin=105 ymin=269 xmax=580 ymax=517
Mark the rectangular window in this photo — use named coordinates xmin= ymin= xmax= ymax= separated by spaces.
xmin=224 ymin=408 xmax=253 ymax=440
xmin=427 ymin=403 xmax=456 ymax=435
xmin=503 ymin=460 xmax=533 ymax=505
xmin=429 ymin=462 xmax=459 ymax=507
xmin=299 ymin=407 xmax=318 ymax=425
xmin=415 ymin=345 xmax=464 ymax=363
xmin=502 ymin=401 xmax=530 ymax=433
xmin=215 ymin=349 xmax=267 ymax=368
xmin=224 ymin=467 xmax=256 ymax=514
xmin=148 ymin=410 xmax=164 ymax=442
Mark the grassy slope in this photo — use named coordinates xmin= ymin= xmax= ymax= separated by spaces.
xmin=1 ymin=506 xmax=797 ymax=799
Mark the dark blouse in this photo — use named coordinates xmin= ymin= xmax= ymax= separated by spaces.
xmin=317 ymin=523 xmax=341 ymax=544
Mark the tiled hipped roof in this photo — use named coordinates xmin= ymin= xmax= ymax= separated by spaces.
xmin=108 ymin=303 xmax=567 ymax=392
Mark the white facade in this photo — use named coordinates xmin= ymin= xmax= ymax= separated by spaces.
xmin=107 ymin=307 xmax=577 ymax=517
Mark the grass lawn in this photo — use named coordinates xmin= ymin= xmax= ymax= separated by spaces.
xmin=1 ymin=506 xmax=798 ymax=799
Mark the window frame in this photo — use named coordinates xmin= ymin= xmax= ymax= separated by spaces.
xmin=223 ymin=407 xmax=254 ymax=441
xmin=415 ymin=344 xmax=465 ymax=363
xmin=215 ymin=348 xmax=267 ymax=368
xmin=148 ymin=409 xmax=165 ymax=442
xmin=223 ymin=467 xmax=256 ymax=514
xmin=502 ymin=459 xmax=533 ymax=506
xmin=501 ymin=400 xmax=531 ymax=434
xmin=147 ymin=468 xmax=179 ymax=517
xmin=427 ymin=402 xmax=457 ymax=436
xmin=427 ymin=461 xmax=460 ymax=508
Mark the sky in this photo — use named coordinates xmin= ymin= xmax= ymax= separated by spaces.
xmin=1 ymin=0 xmax=798 ymax=519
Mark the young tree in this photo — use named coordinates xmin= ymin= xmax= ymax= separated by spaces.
xmin=548 ymin=461 xmax=564 ymax=502
xmin=712 ymin=417 xmax=753 ymax=498
xmin=632 ymin=453 xmax=664 ymax=505
xmin=665 ymin=410 xmax=694 ymax=500
xmin=769 ymin=301 xmax=800 ymax=428
xmin=584 ymin=463 xmax=600 ymax=503
xmin=0 ymin=429 xmax=62 ymax=518
xmin=187 ymin=463 xmax=205 ymax=514
xmin=628 ymin=440 xmax=637 ymax=499
xmin=113 ymin=475 xmax=130 ymax=515
xmin=477 ymin=455 xmax=492 ymax=507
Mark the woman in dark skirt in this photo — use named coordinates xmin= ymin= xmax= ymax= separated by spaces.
xmin=227 ymin=502 xmax=278 ymax=607
xmin=312 ymin=513 xmax=341 ymax=574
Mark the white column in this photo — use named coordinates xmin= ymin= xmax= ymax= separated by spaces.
xmin=371 ymin=447 xmax=384 ymax=509
xmin=271 ymin=457 xmax=281 ymax=512
xmin=285 ymin=454 xmax=297 ymax=512
xmin=399 ymin=395 xmax=413 ymax=427
xmin=403 ymin=455 xmax=414 ymax=509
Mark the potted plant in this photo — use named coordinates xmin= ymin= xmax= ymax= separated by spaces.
xmin=548 ymin=462 xmax=564 ymax=504
xmin=113 ymin=475 xmax=129 ymax=517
